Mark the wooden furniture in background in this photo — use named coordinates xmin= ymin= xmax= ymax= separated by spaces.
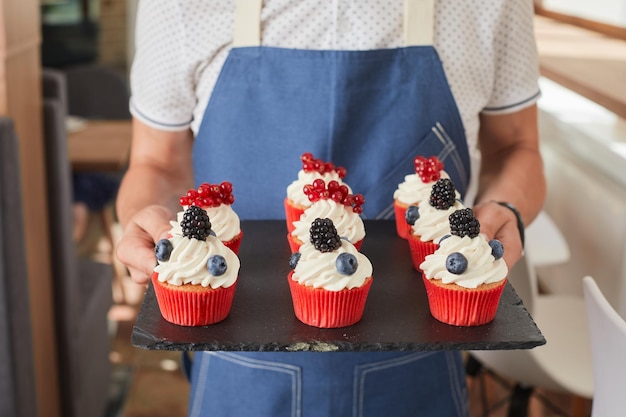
xmin=68 ymin=119 xmax=132 ymax=172
xmin=0 ymin=1 xmax=61 ymax=417
xmin=535 ymin=15 xmax=626 ymax=119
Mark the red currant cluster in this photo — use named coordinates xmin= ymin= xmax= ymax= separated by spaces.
xmin=301 ymin=152 xmax=347 ymax=178
xmin=414 ymin=155 xmax=444 ymax=182
xmin=302 ymin=179 xmax=365 ymax=214
xmin=179 ymin=182 xmax=235 ymax=208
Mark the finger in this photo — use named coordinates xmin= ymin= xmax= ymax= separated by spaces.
xmin=116 ymin=230 xmax=158 ymax=282
xmin=132 ymin=205 xmax=175 ymax=242
xmin=115 ymin=205 xmax=174 ymax=282
xmin=127 ymin=265 xmax=152 ymax=286
xmin=472 ymin=202 xmax=523 ymax=268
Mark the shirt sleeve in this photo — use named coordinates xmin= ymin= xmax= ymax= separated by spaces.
xmin=482 ymin=0 xmax=541 ymax=115
xmin=129 ymin=0 xmax=197 ymax=131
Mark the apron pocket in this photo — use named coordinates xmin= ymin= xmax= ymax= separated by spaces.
xmin=353 ymin=351 xmax=468 ymax=417
xmin=364 ymin=122 xmax=470 ymax=220
xmin=188 ymin=352 xmax=302 ymax=417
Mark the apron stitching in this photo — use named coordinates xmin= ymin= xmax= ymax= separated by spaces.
xmin=208 ymin=352 xmax=302 ymax=417
xmin=376 ymin=203 xmax=395 ymax=220
xmin=189 ymin=353 xmax=211 ymax=417
xmin=446 ymin=351 xmax=468 ymax=417
xmin=352 ymin=352 xmax=437 ymax=417
xmin=432 ymin=124 xmax=468 ymax=194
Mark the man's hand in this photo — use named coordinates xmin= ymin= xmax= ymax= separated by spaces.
xmin=116 ymin=205 xmax=174 ymax=285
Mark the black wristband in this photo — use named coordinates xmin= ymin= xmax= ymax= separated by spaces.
xmin=495 ymin=201 xmax=525 ymax=248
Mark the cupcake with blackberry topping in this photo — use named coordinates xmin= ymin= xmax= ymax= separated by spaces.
xmin=173 ymin=181 xmax=242 ymax=254
xmin=406 ymin=178 xmax=465 ymax=270
xmin=285 ymin=152 xmax=350 ymax=234
xmin=288 ymin=179 xmax=365 ymax=253
xmin=288 ymin=218 xmax=373 ymax=328
xmin=152 ymin=205 xmax=240 ymax=326
xmin=419 ymin=208 xmax=508 ymax=326
xmin=393 ymin=156 xmax=458 ymax=239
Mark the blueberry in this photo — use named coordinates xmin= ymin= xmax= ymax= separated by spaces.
xmin=438 ymin=234 xmax=452 ymax=244
xmin=336 ymin=253 xmax=358 ymax=275
xmin=489 ymin=239 xmax=504 ymax=260
xmin=155 ymin=239 xmax=173 ymax=262
xmin=207 ymin=255 xmax=227 ymax=276
xmin=289 ymin=252 xmax=301 ymax=269
xmin=446 ymin=252 xmax=468 ymax=274
xmin=405 ymin=205 xmax=420 ymax=225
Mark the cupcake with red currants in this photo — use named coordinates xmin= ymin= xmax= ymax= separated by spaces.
xmin=285 ymin=152 xmax=350 ymax=234
xmin=393 ymin=156 xmax=458 ymax=239
xmin=288 ymin=218 xmax=373 ymax=328
xmin=153 ymin=206 xmax=240 ymax=326
xmin=288 ymin=179 xmax=365 ymax=253
xmin=406 ymin=178 xmax=465 ymax=270
xmin=419 ymin=208 xmax=508 ymax=326
xmin=173 ymin=182 xmax=242 ymax=254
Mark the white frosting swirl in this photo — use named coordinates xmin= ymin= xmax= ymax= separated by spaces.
xmin=170 ymin=204 xmax=241 ymax=241
xmin=420 ymin=235 xmax=508 ymax=289
xmin=154 ymin=234 xmax=239 ymax=289
xmin=292 ymin=240 xmax=372 ymax=291
xmin=286 ymin=170 xmax=352 ymax=206
xmin=291 ymin=199 xmax=365 ymax=244
xmin=411 ymin=199 xmax=465 ymax=242
xmin=393 ymin=171 xmax=454 ymax=205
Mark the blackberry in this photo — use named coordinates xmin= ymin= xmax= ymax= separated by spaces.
xmin=309 ymin=218 xmax=341 ymax=252
xmin=449 ymin=208 xmax=480 ymax=238
xmin=181 ymin=205 xmax=212 ymax=240
xmin=429 ymin=178 xmax=456 ymax=210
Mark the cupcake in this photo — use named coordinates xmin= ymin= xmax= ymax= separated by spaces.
xmin=284 ymin=152 xmax=349 ymax=234
xmin=393 ymin=156 xmax=456 ymax=239
xmin=407 ymin=178 xmax=465 ymax=270
xmin=288 ymin=179 xmax=365 ymax=253
xmin=420 ymin=208 xmax=508 ymax=326
xmin=152 ymin=206 xmax=240 ymax=326
xmin=175 ymin=182 xmax=242 ymax=254
xmin=288 ymin=218 xmax=373 ymax=328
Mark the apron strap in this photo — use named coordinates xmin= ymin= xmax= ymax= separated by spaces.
xmin=404 ymin=0 xmax=435 ymax=46
xmin=233 ymin=0 xmax=262 ymax=47
xmin=233 ymin=0 xmax=435 ymax=47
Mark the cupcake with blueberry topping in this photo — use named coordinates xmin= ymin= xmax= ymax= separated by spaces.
xmin=288 ymin=218 xmax=373 ymax=328
xmin=419 ymin=208 xmax=508 ymax=326
xmin=152 ymin=206 xmax=240 ymax=326
xmin=285 ymin=152 xmax=350 ymax=234
xmin=174 ymin=181 xmax=242 ymax=254
xmin=407 ymin=178 xmax=465 ymax=270
xmin=288 ymin=179 xmax=365 ymax=253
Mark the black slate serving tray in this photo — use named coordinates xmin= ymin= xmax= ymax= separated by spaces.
xmin=132 ymin=220 xmax=545 ymax=352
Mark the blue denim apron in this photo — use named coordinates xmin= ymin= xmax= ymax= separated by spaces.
xmin=188 ymin=1 xmax=471 ymax=416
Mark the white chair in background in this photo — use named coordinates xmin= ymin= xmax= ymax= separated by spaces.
xmin=468 ymin=253 xmax=593 ymax=417
xmin=583 ymin=276 xmax=626 ymax=417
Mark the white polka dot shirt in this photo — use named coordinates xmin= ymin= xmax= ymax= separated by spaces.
xmin=130 ymin=0 xmax=540 ymax=159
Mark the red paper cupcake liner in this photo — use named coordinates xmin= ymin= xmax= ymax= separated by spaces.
xmin=421 ymin=275 xmax=507 ymax=326
xmin=393 ymin=200 xmax=413 ymax=239
xmin=407 ymin=234 xmax=438 ymax=271
xmin=223 ymin=231 xmax=243 ymax=255
xmin=284 ymin=198 xmax=307 ymax=234
xmin=287 ymin=271 xmax=372 ymax=328
xmin=152 ymin=272 xmax=237 ymax=326
xmin=287 ymin=233 xmax=363 ymax=253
